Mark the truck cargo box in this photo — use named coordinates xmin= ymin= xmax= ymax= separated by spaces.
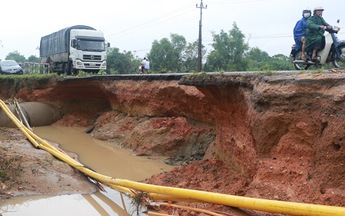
xmin=40 ymin=25 xmax=96 ymax=58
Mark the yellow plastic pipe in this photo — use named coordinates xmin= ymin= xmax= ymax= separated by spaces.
xmin=1 ymin=99 xmax=345 ymax=216
xmin=111 ymin=179 xmax=345 ymax=216
xmin=148 ymin=193 xmax=200 ymax=203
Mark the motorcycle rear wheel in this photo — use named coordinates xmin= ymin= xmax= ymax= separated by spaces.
xmin=293 ymin=50 xmax=309 ymax=70
xmin=333 ymin=45 xmax=345 ymax=68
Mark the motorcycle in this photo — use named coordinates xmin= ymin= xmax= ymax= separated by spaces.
xmin=291 ymin=20 xmax=345 ymax=70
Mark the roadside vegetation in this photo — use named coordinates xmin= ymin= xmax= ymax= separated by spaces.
xmin=2 ymin=22 xmax=333 ymax=75
xmin=0 ymin=73 xmax=58 ymax=93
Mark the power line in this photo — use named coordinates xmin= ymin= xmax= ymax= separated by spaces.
xmin=208 ymin=0 xmax=271 ymax=5
xmin=108 ymin=0 xmax=344 ymax=55
xmin=107 ymin=0 xmax=272 ymax=40
xmin=107 ymin=2 xmax=195 ymax=39
xmin=129 ymin=29 xmax=345 ymax=55
xmin=250 ymin=34 xmax=292 ymax=39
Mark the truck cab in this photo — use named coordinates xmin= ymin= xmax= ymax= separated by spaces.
xmin=69 ymin=29 xmax=108 ymax=73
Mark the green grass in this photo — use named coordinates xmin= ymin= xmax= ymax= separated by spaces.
xmin=0 ymin=73 xmax=57 ymax=80
xmin=0 ymin=73 xmax=59 ymax=94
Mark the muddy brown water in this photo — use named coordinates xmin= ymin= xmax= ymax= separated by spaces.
xmin=0 ymin=126 xmax=173 ymax=216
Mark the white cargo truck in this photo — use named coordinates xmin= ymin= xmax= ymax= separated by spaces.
xmin=40 ymin=25 xmax=109 ymax=75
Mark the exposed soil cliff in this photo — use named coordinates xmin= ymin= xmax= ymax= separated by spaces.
xmin=1 ymin=71 xmax=345 ymax=215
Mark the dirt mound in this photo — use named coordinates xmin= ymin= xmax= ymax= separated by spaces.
xmin=91 ymin=111 xmax=215 ymax=165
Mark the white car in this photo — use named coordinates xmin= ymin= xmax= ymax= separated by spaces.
xmin=0 ymin=60 xmax=23 ymax=75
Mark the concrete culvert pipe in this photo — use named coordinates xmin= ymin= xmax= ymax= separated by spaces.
xmin=0 ymin=102 xmax=63 ymax=127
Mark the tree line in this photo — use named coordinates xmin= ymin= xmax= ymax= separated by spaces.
xmin=4 ymin=23 xmax=294 ymax=74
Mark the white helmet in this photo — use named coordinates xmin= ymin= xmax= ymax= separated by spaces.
xmin=313 ymin=6 xmax=324 ymax=12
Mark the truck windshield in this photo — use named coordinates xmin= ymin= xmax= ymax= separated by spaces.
xmin=77 ymin=39 xmax=105 ymax=51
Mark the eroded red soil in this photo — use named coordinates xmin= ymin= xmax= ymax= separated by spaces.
xmin=1 ymin=72 xmax=345 ymax=215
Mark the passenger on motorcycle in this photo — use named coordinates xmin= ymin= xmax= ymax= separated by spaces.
xmin=306 ymin=6 xmax=332 ymax=62
xmin=293 ymin=9 xmax=311 ymax=61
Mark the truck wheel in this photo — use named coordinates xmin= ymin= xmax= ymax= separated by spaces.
xmin=63 ymin=63 xmax=69 ymax=75
xmin=67 ymin=61 xmax=75 ymax=75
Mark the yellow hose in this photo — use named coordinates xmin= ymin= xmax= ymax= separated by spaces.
xmin=111 ymin=179 xmax=345 ymax=216
xmin=148 ymin=193 xmax=200 ymax=203
xmin=1 ymin=99 xmax=345 ymax=216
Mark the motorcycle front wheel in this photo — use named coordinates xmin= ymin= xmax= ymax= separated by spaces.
xmin=333 ymin=45 xmax=345 ymax=68
xmin=293 ymin=50 xmax=308 ymax=70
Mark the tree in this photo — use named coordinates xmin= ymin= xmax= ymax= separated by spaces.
xmin=245 ymin=48 xmax=294 ymax=71
xmin=268 ymin=54 xmax=294 ymax=70
xmin=182 ymin=40 xmax=207 ymax=72
xmin=149 ymin=33 xmax=187 ymax=73
xmin=6 ymin=51 xmax=26 ymax=63
xmin=106 ymin=48 xmax=140 ymax=74
xmin=205 ymin=23 xmax=249 ymax=72
xmin=246 ymin=47 xmax=271 ymax=71
xmin=27 ymin=55 xmax=40 ymax=63
xmin=171 ymin=33 xmax=187 ymax=71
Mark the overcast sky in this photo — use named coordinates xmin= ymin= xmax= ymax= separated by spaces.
xmin=0 ymin=0 xmax=344 ymax=61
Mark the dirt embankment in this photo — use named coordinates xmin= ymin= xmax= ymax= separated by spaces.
xmin=1 ymin=72 xmax=345 ymax=215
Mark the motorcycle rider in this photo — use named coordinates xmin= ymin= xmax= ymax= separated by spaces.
xmin=306 ymin=6 xmax=332 ymax=62
xmin=140 ymin=57 xmax=150 ymax=74
xmin=293 ymin=9 xmax=311 ymax=61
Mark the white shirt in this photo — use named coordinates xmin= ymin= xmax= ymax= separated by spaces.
xmin=142 ymin=59 xmax=150 ymax=70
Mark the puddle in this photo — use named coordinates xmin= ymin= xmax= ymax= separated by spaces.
xmin=0 ymin=126 xmax=173 ymax=215
xmin=33 ymin=126 xmax=173 ymax=181
xmin=1 ymin=188 xmax=142 ymax=216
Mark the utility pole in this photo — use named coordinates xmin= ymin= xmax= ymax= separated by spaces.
xmin=196 ymin=0 xmax=207 ymax=72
